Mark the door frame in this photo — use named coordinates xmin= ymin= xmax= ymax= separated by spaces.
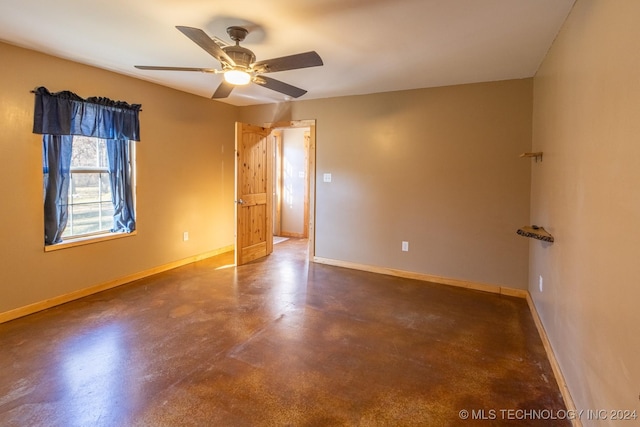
xmin=273 ymin=130 xmax=283 ymax=237
xmin=262 ymin=119 xmax=317 ymax=259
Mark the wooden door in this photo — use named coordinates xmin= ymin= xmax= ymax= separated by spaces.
xmin=235 ymin=123 xmax=273 ymax=265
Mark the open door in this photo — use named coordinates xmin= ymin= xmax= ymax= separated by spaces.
xmin=235 ymin=123 xmax=273 ymax=265
xmin=263 ymin=119 xmax=317 ymax=259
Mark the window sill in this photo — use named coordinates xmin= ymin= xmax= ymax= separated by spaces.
xmin=44 ymin=231 xmax=137 ymax=252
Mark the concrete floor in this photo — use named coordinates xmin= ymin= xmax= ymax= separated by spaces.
xmin=0 ymin=238 xmax=568 ymax=426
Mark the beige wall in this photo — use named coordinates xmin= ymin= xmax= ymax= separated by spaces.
xmin=3 ymin=2 xmax=638 ymax=418
xmin=1 ymin=42 xmax=533 ymax=317
xmin=243 ymin=80 xmax=533 ymax=289
xmin=531 ymin=0 xmax=640 ymax=421
xmin=0 ymin=42 xmax=238 ymax=314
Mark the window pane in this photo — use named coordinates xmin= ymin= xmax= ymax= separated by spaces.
xmin=57 ymin=135 xmax=134 ymax=241
xmin=63 ymin=202 xmax=113 ymax=236
xmin=64 ymin=173 xmax=114 ymax=237
xmin=71 ymin=136 xmax=108 ymax=168
xmin=71 ymin=136 xmax=97 ymax=168
xmin=100 ymin=173 xmax=112 ymax=202
xmin=98 ymin=140 xmax=108 ymax=168
xmin=101 ymin=203 xmax=115 ymax=228
xmin=71 ymin=173 xmax=100 ymax=203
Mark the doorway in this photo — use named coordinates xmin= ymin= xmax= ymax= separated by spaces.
xmin=268 ymin=120 xmax=316 ymax=258
xmin=273 ymin=127 xmax=310 ymax=240
xmin=234 ymin=120 xmax=316 ymax=264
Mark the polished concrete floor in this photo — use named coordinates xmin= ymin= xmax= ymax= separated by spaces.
xmin=0 ymin=239 xmax=569 ymax=426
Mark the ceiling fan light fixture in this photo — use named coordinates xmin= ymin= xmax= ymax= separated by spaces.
xmin=136 ymin=26 xmax=323 ymax=99
xmin=224 ymin=69 xmax=251 ymax=85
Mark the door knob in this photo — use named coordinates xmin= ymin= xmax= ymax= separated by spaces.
xmin=237 ymin=199 xmax=245 ymax=205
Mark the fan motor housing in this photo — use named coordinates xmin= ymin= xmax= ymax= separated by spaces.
xmin=223 ymin=45 xmax=255 ymax=69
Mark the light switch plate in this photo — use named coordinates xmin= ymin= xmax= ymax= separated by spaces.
xmin=323 ymin=173 xmax=332 ymax=183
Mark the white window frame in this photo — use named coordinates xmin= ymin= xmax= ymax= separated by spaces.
xmin=44 ymin=138 xmax=137 ymax=252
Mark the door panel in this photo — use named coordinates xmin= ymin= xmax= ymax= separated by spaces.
xmin=236 ymin=123 xmax=273 ymax=265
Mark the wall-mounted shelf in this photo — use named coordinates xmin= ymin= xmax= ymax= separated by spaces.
xmin=517 ymin=225 xmax=554 ymax=243
xmin=520 ymin=152 xmax=543 ymax=162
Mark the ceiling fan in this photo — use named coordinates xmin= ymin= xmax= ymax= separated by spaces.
xmin=135 ymin=26 xmax=323 ymax=99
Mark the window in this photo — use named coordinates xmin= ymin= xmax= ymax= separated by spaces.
xmin=41 ymin=134 xmax=137 ymax=247
xmin=33 ymin=86 xmax=141 ymax=247
xmin=62 ymin=136 xmax=135 ymax=239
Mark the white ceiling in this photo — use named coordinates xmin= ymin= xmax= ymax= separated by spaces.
xmin=0 ymin=0 xmax=575 ymax=107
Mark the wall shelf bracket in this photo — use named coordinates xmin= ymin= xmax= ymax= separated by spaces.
xmin=520 ymin=152 xmax=543 ymax=162
xmin=517 ymin=225 xmax=554 ymax=243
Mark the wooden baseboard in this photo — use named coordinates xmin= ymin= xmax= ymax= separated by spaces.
xmin=312 ymin=256 xmax=528 ymax=298
xmin=526 ymin=294 xmax=581 ymax=427
xmin=0 ymin=245 xmax=234 ymax=324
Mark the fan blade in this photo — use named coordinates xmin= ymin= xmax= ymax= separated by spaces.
xmin=252 ymin=51 xmax=323 ymax=73
xmin=212 ymin=81 xmax=235 ymax=99
xmin=254 ymin=76 xmax=307 ymax=98
xmin=175 ymin=26 xmax=236 ymax=67
xmin=135 ymin=65 xmax=217 ymax=73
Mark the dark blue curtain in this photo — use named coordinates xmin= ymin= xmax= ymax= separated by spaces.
xmin=107 ymin=140 xmax=136 ymax=233
xmin=33 ymin=87 xmax=141 ymax=244
xmin=33 ymin=87 xmax=141 ymax=141
xmin=43 ymin=135 xmax=73 ymax=245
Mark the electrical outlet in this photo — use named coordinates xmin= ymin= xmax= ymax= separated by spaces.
xmin=539 ymin=275 xmax=543 ymax=292
xmin=402 ymin=241 xmax=409 ymax=252
xmin=183 ymin=231 xmax=189 ymax=242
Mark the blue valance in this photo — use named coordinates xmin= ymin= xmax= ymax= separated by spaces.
xmin=32 ymin=86 xmax=141 ymax=141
